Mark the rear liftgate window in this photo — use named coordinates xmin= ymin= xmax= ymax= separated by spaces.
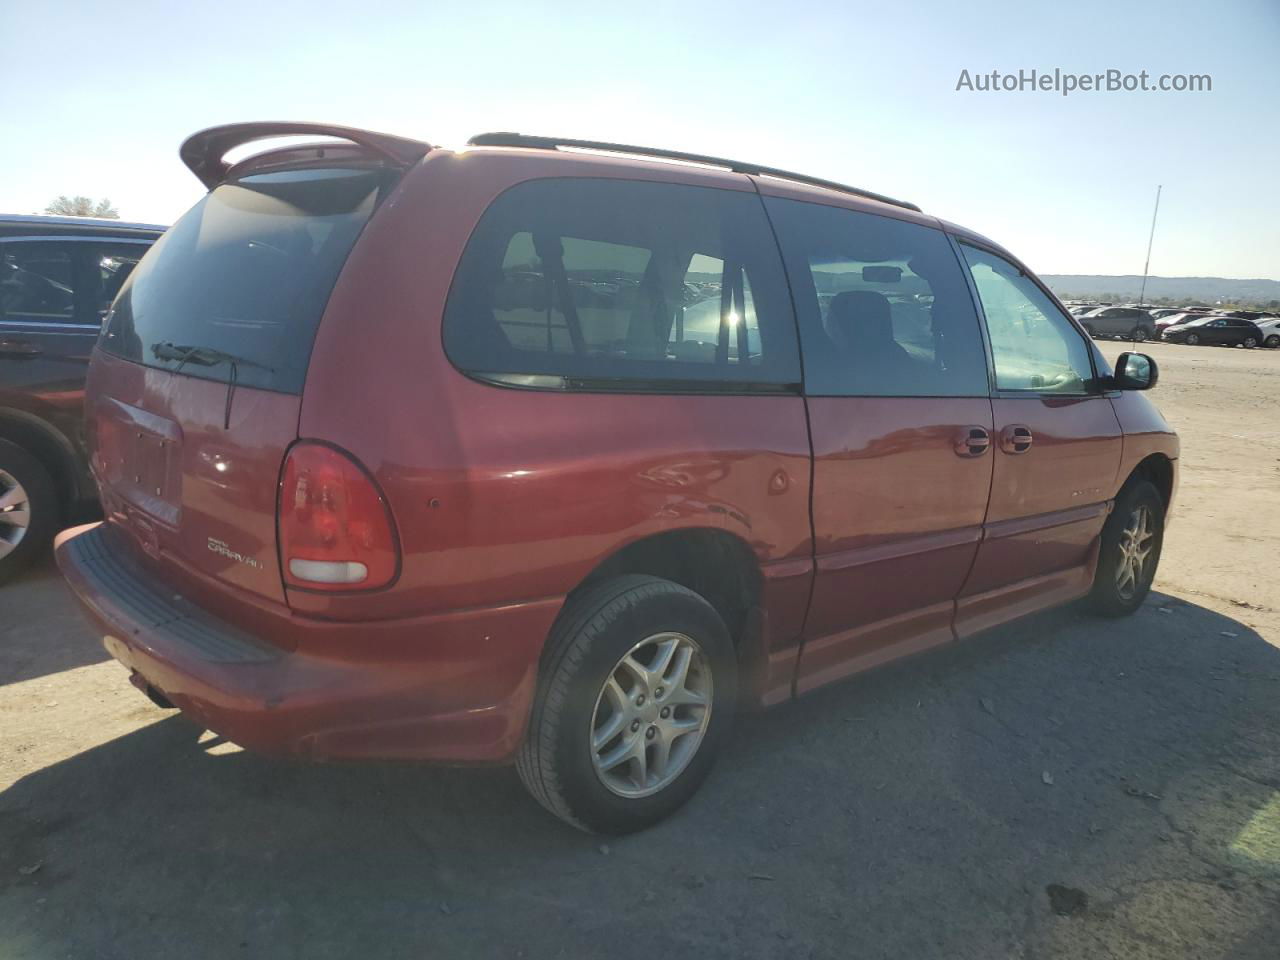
xmin=443 ymin=178 xmax=801 ymax=391
xmin=102 ymin=167 xmax=391 ymax=393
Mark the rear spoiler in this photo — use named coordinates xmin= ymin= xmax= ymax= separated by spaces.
xmin=179 ymin=122 xmax=433 ymax=189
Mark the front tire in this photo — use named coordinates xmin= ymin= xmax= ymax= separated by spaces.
xmin=517 ymin=575 xmax=737 ymax=833
xmin=1265 ymin=335 xmax=1280 ymax=348
xmin=0 ymin=439 xmax=59 ymax=586
xmin=1185 ymin=332 xmax=1200 ymax=345
xmin=1089 ymin=480 xmax=1164 ymax=617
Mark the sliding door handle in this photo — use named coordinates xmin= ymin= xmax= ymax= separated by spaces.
xmin=955 ymin=426 xmax=991 ymax=457
xmin=1000 ymin=424 xmax=1034 ymax=454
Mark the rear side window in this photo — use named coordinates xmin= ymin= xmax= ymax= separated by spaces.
xmin=0 ymin=241 xmax=76 ymax=323
xmin=762 ymin=197 xmax=990 ymax=397
xmin=103 ymin=167 xmax=390 ymax=393
xmin=93 ymin=243 xmax=149 ymax=320
xmin=443 ymin=178 xmax=800 ymax=389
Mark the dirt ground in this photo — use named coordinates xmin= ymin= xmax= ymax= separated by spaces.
xmin=2 ymin=339 xmax=1279 ymax=959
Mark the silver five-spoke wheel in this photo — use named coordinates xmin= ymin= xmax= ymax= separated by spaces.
xmin=590 ymin=632 xmax=712 ymax=798
xmin=1114 ymin=503 xmax=1154 ymax=600
xmin=0 ymin=469 xmax=31 ymax=561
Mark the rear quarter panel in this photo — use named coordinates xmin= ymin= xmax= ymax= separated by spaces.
xmin=0 ymin=363 xmax=91 ymax=503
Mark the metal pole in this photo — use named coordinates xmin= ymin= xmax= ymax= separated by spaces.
xmin=1139 ymin=185 xmax=1162 ymax=307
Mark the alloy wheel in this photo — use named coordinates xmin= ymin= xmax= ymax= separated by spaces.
xmin=590 ymin=632 xmax=713 ymax=798
xmin=1244 ymin=337 xmax=1257 ymax=348
xmin=1115 ymin=504 xmax=1155 ymax=600
xmin=0 ymin=469 xmax=31 ymax=560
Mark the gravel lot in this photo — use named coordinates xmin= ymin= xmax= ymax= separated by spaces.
xmin=3 ymin=340 xmax=1279 ymax=959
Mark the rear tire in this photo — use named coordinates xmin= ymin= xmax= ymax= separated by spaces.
xmin=1243 ymin=336 xmax=1258 ymax=349
xmin=1088 ymin=480 xmax=1164 ymax=618
xmin=517 ymin=575 xmax=737 ymax=834
xmin=0 ymin=439 xmax=60 ymax=586
xmin=1131 ymin=326 xmax=1149 ymax=342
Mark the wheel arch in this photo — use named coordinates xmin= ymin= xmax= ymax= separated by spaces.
xmin=0 ymin=408 xmax=85 ymax=513
xmin=1125 ymin=453 xmax=1174 ymax=509
xmin=567 ymin=527 xmax=764 ymax=647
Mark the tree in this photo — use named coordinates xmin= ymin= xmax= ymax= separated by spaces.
xmin=44 ymin=195 xmax=119 ymax=219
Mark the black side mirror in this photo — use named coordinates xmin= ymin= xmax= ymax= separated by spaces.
xmin=1114 ymin=351 xmax=1158 ymax=390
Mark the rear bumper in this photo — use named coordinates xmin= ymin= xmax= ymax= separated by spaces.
xmin=55 ymin=522 xmax=561 ymax=763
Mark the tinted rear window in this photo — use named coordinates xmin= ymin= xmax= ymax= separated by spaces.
xmin=102 ymin=167 xmax=389 ymax=393
xmin=443 ymin=177 xmax=800 ymax=389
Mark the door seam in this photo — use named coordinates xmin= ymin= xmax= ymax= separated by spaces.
xmin=746 ymin=175 xmax=817 ymax=700
xmin=951 ymin=393 xmax=997 ymax=636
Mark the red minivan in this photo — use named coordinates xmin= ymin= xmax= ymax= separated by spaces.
xmin=56 ymin=123 xmax=1178 ymax=833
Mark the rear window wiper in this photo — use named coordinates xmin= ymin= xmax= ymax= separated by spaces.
xmin=150 ymin=342 xmax=275 ymax=429
xmin=151 ymin=341 xmax=273 ymax=373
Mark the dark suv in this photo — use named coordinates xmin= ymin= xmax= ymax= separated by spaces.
xmin=56 ymin=123 xmax=1177 ymax=833
xmin=1162 ymin=315 xmax=1265 ymax=347
xmin=1077 ymin=306 xmax=1158 ymax=341
xmin=0 ymin=215 xmax=164 ymax=581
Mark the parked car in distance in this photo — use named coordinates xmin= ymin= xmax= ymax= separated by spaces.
xmin=1149 ymin=308 xmax=1194 ymax=319
xmin=1155 ymin=311 xmax=1210 ymax=331
xmin=54 ymin=122 xmax=1178 ymax=833
xmin=1 ymin=214 xmax=164 ymax=582
xmin=1162 ymin=315 xmax=1264 ymax=347
xmin=1224 ymin=310 xmax=1277 ymax=322
xmin=1253 ymin=316 xmax=1280 ymax=348
xmin=1077 ymin=305 xmax=1158 ymax=341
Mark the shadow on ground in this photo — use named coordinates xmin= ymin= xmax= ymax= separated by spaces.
xmin=3 ymin=593 xmax=1279 ymax=959
xmin=1 ymin=557 xmax=111 ymax=686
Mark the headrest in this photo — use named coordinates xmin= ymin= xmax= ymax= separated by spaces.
xmin=825 ymin=290 xmax=893 ymax=350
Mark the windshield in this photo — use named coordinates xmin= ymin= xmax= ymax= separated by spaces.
xmin=101 ymin=166 xmax=390 ymax=393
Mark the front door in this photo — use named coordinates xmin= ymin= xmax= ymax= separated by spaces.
xmin=0 ymin=238 xmax=100 ymax=431
xmin=761 ymin=194 xmax=995 ymax=694
xmin=953 ymin=242 xmax=1122 ymax=636
xmin=1095 ymin=307 xmax=1126 ymax=337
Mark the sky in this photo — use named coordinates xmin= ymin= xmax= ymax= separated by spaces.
xmin=3 ymin=0 xmax=1277 ymax=280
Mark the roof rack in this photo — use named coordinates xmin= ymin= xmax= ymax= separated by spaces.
xmin=467 ymin=132 xmax=921 ymax=213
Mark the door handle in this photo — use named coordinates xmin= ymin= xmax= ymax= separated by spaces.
xmin=954 ymin=426 xmax=991 ymax=457
xmin=1000 ymin=424 xmax=1034 ymax=454
xmin=0 ymin=337 xmax=42 ymax=357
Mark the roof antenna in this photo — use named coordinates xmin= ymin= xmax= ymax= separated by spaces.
xmin=1137 ymin=185 xmax=1162 ymax=314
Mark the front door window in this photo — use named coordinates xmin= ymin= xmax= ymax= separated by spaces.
xmin=959 ymin=244 xmax=1095 ymax=394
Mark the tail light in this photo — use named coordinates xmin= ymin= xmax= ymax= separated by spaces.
xmin=278 ymin=442 xmax=398 ymax=590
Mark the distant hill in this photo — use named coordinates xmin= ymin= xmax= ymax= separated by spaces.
xmin=1041 ymin=275 xmax=1280 ymax=305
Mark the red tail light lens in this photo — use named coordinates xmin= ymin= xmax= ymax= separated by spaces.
xmin=279 ymin=442 xmax=398 ymax=591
